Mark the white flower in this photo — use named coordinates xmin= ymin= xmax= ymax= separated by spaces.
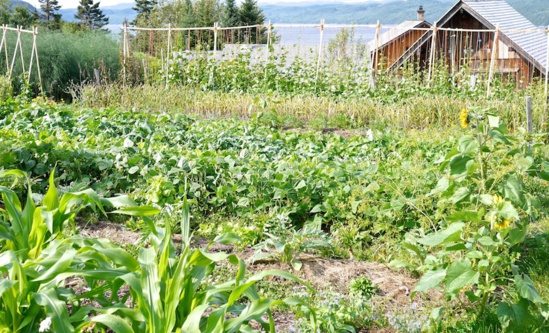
xmin=366 ymin=129 xmax=374 ymax=141
xmin=39 ymin=317 xmax=52 ymax=332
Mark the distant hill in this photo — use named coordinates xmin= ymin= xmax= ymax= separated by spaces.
xmin=58 ymin=3 xmax=135 ymax=25
xmin=18 ymin=0 xmax=549 ymax=27
xmin=11 ymin=0 xmax=35 ymax=10
xmin=262 ymin=0 xmax=549 ymax=26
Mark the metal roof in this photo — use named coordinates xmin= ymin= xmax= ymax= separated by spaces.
xmin=367 ymin=21 xmax=429 ymax=51
xmin=460 ymin=0 xmax=547 ymax=72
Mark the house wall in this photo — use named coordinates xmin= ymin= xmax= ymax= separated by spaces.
xmin=438 ymin=9 xmax=533 ymax=86
xmin=375 ymin=29 xmax=428 ymax=69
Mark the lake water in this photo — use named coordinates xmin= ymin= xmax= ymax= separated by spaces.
xmin=109 ymin=24 xmax=384 ymax=46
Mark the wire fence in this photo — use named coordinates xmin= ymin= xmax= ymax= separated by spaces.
xmin=121 ymin=21 xmax=549 ymax=96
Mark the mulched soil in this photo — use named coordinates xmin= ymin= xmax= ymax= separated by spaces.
xmin=77 ymin=221 xmax=443 ymax=332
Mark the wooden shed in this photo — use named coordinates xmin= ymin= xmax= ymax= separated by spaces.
xmin=376 ymin=0 xmax=548 ymax=86
xmin=369 ymin=7 xmax=432 ymax=71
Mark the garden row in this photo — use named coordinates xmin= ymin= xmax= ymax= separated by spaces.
xmin=2 ymin=99 xmax=549 ymax=331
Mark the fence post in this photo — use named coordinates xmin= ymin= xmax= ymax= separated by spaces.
xmin=123 ymin=23 xmax=127 ymax=85
xmin=265 ymin=20 xmax=271 ymax=61
xmin=545 ymin=25 xmax=548 ymax=98
xmin=374 ymin=20 xmax=381 ymax=75
xmin=213 ymin=22 xmax=218 ymax=53
xmin=315 ymin=19 xmax=325 ymax=81
xmin=428 ymin=22 xmax=437 ymax=83
xmin=487 ymin=24 xmax=500 ymax=97
xmin=34 ymin=27 xmax=42 ymax=94
xmin=28 ymin=26 xmax=36 ymax=85
xmin=166 ymin=23 xmax=171 ymax=88
xmin=526 ymin=96 xmax=533 ymax=132
xmin=0 ymin=25 xmax=7 ymax=73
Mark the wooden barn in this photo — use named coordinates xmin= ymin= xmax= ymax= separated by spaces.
xmin=369 ymin=7 xmax=432 ymax=71
xmin=372 ymin=0 xmax=548 ymax=86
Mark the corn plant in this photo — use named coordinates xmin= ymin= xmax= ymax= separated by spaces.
xmin=0 ymin=169 xmax=160 ymax=333
xmin=112 ymin=198 xmax=314 ymax=333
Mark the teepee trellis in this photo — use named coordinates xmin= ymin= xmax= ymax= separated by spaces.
xmin=0 ymin=25 xmax=42 ymax=93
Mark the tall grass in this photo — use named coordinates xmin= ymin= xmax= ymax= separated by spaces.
xmin=2 ymin=31 xmax=120 ymax=99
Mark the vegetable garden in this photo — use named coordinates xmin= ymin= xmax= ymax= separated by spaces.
xmin=1 ymin=22 xmax=549 ymax=332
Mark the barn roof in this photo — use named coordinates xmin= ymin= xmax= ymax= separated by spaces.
xmin=439 ymin=0 xmax=547 ymax=73
xmin=367 ymin=20 xmax=430 ymax=51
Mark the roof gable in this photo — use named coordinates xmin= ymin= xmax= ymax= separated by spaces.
xmin=440 ymin=0 xmax=547 ymax=73
xmin=367 ymin=20 xmax=431 ymax=51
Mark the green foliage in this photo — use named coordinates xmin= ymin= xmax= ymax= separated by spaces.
xmin=253 ymin=214 xmax=333 ymax=270
xmin=0 ymin=75 xmax=12 ymax=100
xmin=131 ymin=0 xmax=156 ymax=26
xmin=0 ymin=169 xmax=314 ymax=332
xmin=37 ymin=31 xmax=119 ymax=98
xmin=75 ymin=0 xmax=109 ymax=30
xmin=348 ymin=276 xmax=379 ymax=300
xmin=221 ymin=0 xmax=239 ymax=27
xmin=395 ymin=109 xmax=549 ymax=331
xmin=38 ymin=0 xmax=62 ymax=30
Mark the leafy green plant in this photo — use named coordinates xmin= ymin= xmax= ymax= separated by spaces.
xmin=0 ymin=169 xmax=160 ymax=333
xmin=253 ymin=214 xmax=333 ymax=270
xmin=348 ymin=276 xmax=379 ymax=300
xmin=395 ymin=108 xmax=549 ymax=331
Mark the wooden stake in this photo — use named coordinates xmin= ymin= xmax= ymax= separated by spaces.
xmin=166 ymin=24 xmax=171 ymax=88
xmin=28 ymin=26 xmax=36 ymax=85
xmin=428 ymin=22 xmax=437 ymax=82
xmin=265 ymin=20 xmax=271 ymax=61
xmin=0 ymin=25 xmax=7 ymax=73
xmin=545 ymin=25 xmax=548 ymax=98
xmin=487 ymin=24 xmax=500 ymax=97
xmin=33 ymin=27 xmax=42 ymax=94
xmin=9 ymin=27 xmax=21 ymax=79
xmin=316 ymin=19 xmax=325 ymax=81
xmin=123 ymin=23 xmax=127 ymax=85
xmin=374 ymin=20 xmax=381 ymax=75
xmin=526 ymin=96 xmax=533 ymax=133
xmin=213 ymin=22 xmax=218 ymax=53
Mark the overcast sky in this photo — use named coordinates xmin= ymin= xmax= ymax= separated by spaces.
xmin=26 ymin=0 xmax=385 ymax=9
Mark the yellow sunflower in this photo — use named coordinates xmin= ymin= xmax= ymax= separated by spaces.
xmin=460 ymin=109 xmax=469 ymax=128
xmin=494 ymin=219 xmax=511 ymax=230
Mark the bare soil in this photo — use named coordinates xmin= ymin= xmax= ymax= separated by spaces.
xmin=77 ymin=221 xmax=443 ymax=332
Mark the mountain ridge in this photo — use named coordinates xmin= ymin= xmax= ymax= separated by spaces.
xmin=19 ymin=0 xmax=549 ymax=27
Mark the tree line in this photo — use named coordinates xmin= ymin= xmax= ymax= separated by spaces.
xmin=0 ymin=0 xmax=109 ymax=30
xmin=132 ymin=0 xmax=265 ymax=29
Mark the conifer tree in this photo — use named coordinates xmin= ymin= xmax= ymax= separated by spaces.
xmin=38 ymin=0 xmax=61 ymax=26
xmin=131 ymin=0 xmax=156 ymax=25
xmin=75 ymin=0 xmax=109 ymax=30
xmin=238 ymin=0 xmax=265 ymax=43
xmin=221 ymin=0 xmax=239 ymax=27
xmin=180 ymin=0 xmax=196 ymax=27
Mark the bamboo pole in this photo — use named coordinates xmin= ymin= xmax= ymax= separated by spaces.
xmin=545 ymin=25 xmax=548 ymax=98
xmin=28 ymin=26 xmax=36 ymax=84
xmin=265 ymin=20 xmax=271 ymax=61
xmin=428 ymin=22 xmax=437 ymax=82
xmin=487 ymin=24 xmax=500 ymax=97
xmin=166 ymin=24 xmax=171 ymax=88
xmin=315 ymin=19 xmax=325 ymax=81
xmin=187 ymin=29 xmax=190 ymax=51
xmin=18 ymin=27 xmax=25 ymax=77
xmin=374 ymin=20 xmax=381 ymax=75
xmin=2 ymin=25 xmax=8 ymax=73
xmin=33 ymin=27 xmax=42 ymax=94
xmin=9 ymin=27 xmax=21 ymax=79
xmin=213 ymin=22 xmax=218 ymax=53
xmin=123 ymin=23 xmax=127 ymax=85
